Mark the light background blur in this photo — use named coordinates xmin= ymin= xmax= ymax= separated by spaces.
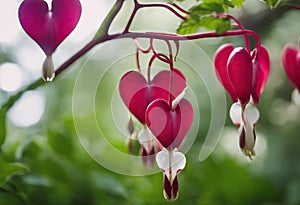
xmin=0 ymin=0 xmax=300 ymax=204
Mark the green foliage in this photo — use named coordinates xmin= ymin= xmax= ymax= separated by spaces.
xmin=263 ymin=0 xmax=282 ymax=8
xmin=0 ymin=109 xmax=6 ymax=149
xmin=0 ymin=162 xmax=28 ymax=186
xmin=177 ymin=0 xmax=245 ymax=34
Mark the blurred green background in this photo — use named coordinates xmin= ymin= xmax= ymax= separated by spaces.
xmin=0 ymin=0 xmax=300 ymax=205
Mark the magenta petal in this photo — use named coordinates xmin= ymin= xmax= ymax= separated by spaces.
xmin=152 ymin=69 xmax=186 ymax=98
xmin=214 ymin=44 xmax=238 ymax=101
xmin=19 ymin=0 xmax=82 ymax=55
xmin=227 ymin=47 xmax=253 ymax=105
xmin=119 ymin=69 xmax=186 ymax=124
xmin=172 ymin=176 xmax=179 ymax=200
xmin=163 ymin=175 xmax=172 ymax=200
xmin=145 ymin=99 xmax=193 ymax=149
xmin=282 ymin=45 xmax=300 ymax=90
xmin=251 ymin=46 xmax=270 ymax=104
xmin=119 ymin=71 xmax=169 ymax=123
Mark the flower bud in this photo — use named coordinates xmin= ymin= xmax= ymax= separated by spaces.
xmin=42 ymin=56 xmax=55 ymax=82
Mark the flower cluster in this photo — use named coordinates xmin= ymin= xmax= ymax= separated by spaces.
xmin=119 ymin=40 xmax=194 ymax=200
xmin=214 ymin=44 xmax=270 ymax=159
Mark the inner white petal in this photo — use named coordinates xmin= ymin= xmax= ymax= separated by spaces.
xmin=138 ymin=127 xmax=155 ymax=153
xmin=156 ymin=149 xmax=186 ymax=183
xmin=229 ymin=102 xmax=242 ymax=126
xmin=292 ymin=89 xmax=300 ymax=106
xmin=245 ymin=104 xmax=260 ymax=126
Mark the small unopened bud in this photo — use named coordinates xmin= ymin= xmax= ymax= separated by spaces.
xmin=42 ymin=56 xmax=55 ymax=82
xmin=127 ymin=115 xmax=135 ymax=135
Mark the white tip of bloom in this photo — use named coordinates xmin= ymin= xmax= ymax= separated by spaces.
xmin=292 ymin=89 xmax=300 ymax=106
xmin=230 ymin=102 xmax=260 ymax=159
xmin=42 ymin=56 xmax=55 ymax=82
xmin=156 ymin=148 xmax=186 ymax=184
xmin=138 ymin=127 xmax=156 ymax=153
xmin=229 ymin=102 xmax=260 ymax=127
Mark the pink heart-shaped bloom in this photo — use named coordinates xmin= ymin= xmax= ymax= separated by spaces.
xmin=251 ymin=46 xmax=270 ymax=104
xmin=227 ymin=47 xmax=253 ymax=105
xmin=145 ymin=99 xmax=193 ymax=149
xmin=19 ymin=0 xmax=82 ymax=55
xmin=214 ymin=44 xmax=270 ymax=105
xmin=282 ymin=45 xmax=300 ymax=90
xmin=214 ymin=44 xmax=238 ymax=101
xmin=119 ymin=69 xmax=186 ymax=124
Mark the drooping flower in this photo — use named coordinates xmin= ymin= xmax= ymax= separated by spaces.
xmin=18 ymin=0 xmax=82 ymax=81
xmin=145 ymin=94 xmax=193 ymax=150
xmin=138 ymin=127 xmax=159 ymax=167
xmin=213 ymin=44 xmax=270 ymax=158
xmin=119 ymin=69 xmax=186 ymax=124
xmin=282 ymin=43 xmax=300 ymax=104
xmin=119 ymin=68 xmax=187 ymax=166
xmin=214 ymin=44 xmax=270 ymax=105
xmin=146 ymin=88 xmax=193 ymax=200
xmin=230 ymin=102 xmax=260 ymax=158
xmin=156 ymin=148 xmax=186 ymax=201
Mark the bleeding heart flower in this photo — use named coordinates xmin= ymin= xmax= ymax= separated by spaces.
xmin=138 ymin=127 xmax=159 ymax=167
xmin=214 ymin=44 xmax=270 ymax=105
xmin=18 ymin=0 xmax=82 ymax=56
xmin=282 ymin=44 xmax=300 ymax=91
xmin=156 ymin=148 xmax=186 ymax=201
xmin=230 ymin=102 xmax=260 ymax=159
xmin=119 ymin=69 xmax=186 ymax=124
xmin=145 ymin=96 xmax=193 ymax=150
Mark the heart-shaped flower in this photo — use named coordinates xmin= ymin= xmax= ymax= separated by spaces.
xmin=282 ymin=44 xmax=300 ymax=91
xmin=119 ymin=69 xmax=186 ymax=124
xmin=214 ymin=44 xmax=270 ymax=105
xmin=156 ymin=148 xmax=186 ymax=201
xmin=19 ymin=0 xmax=82 ymax=56
xmin=145 ymin=98 xmax=193 ymax=149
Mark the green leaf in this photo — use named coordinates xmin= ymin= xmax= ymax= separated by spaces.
xmin=0 ymin=109 xmax=7 ymax=150
xmin=262 ymin=0 xmax=282 ymax=8
xmin=230 ymin=0 xmax=245 ymax=7
xmin=0 ymin=163 xmax=28 ymax=186
xmin=177 ymin=15 xmax=231 ymax=35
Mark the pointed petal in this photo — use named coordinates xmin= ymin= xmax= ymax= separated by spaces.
xmin=252 ymin=46 xmax=270 ymax=104
xmin=172 ymin=176 xmax=179 ymax=200
xmin=239 ymin=127 xmax=246 ymax=149
xmin=227 ymin=47 xmax=253 ymax=105
xmin=163 ymin=175 xmax=172 ymax=200
xmin=213 ymin=44 xmax=238 ymax=101
xmin=282 ymin=45 xmax=300 ymax=90
xmin=172 ymin=87 xmax=188 ymax=110
xmin=229 ymin=102 xmax=242 ymax=126
xmin=245 ymin=104 xmax=260 ymax=126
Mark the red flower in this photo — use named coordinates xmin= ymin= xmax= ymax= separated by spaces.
xmin=19 ymin=0 xmax=82 ymax=56
xmin=282 ymin=44 xmax=300 ymax=91
xmin=119 ymin=69 xmax=186 ymax=124
xmin=214 ymin=44 xmax=270 ymax=105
